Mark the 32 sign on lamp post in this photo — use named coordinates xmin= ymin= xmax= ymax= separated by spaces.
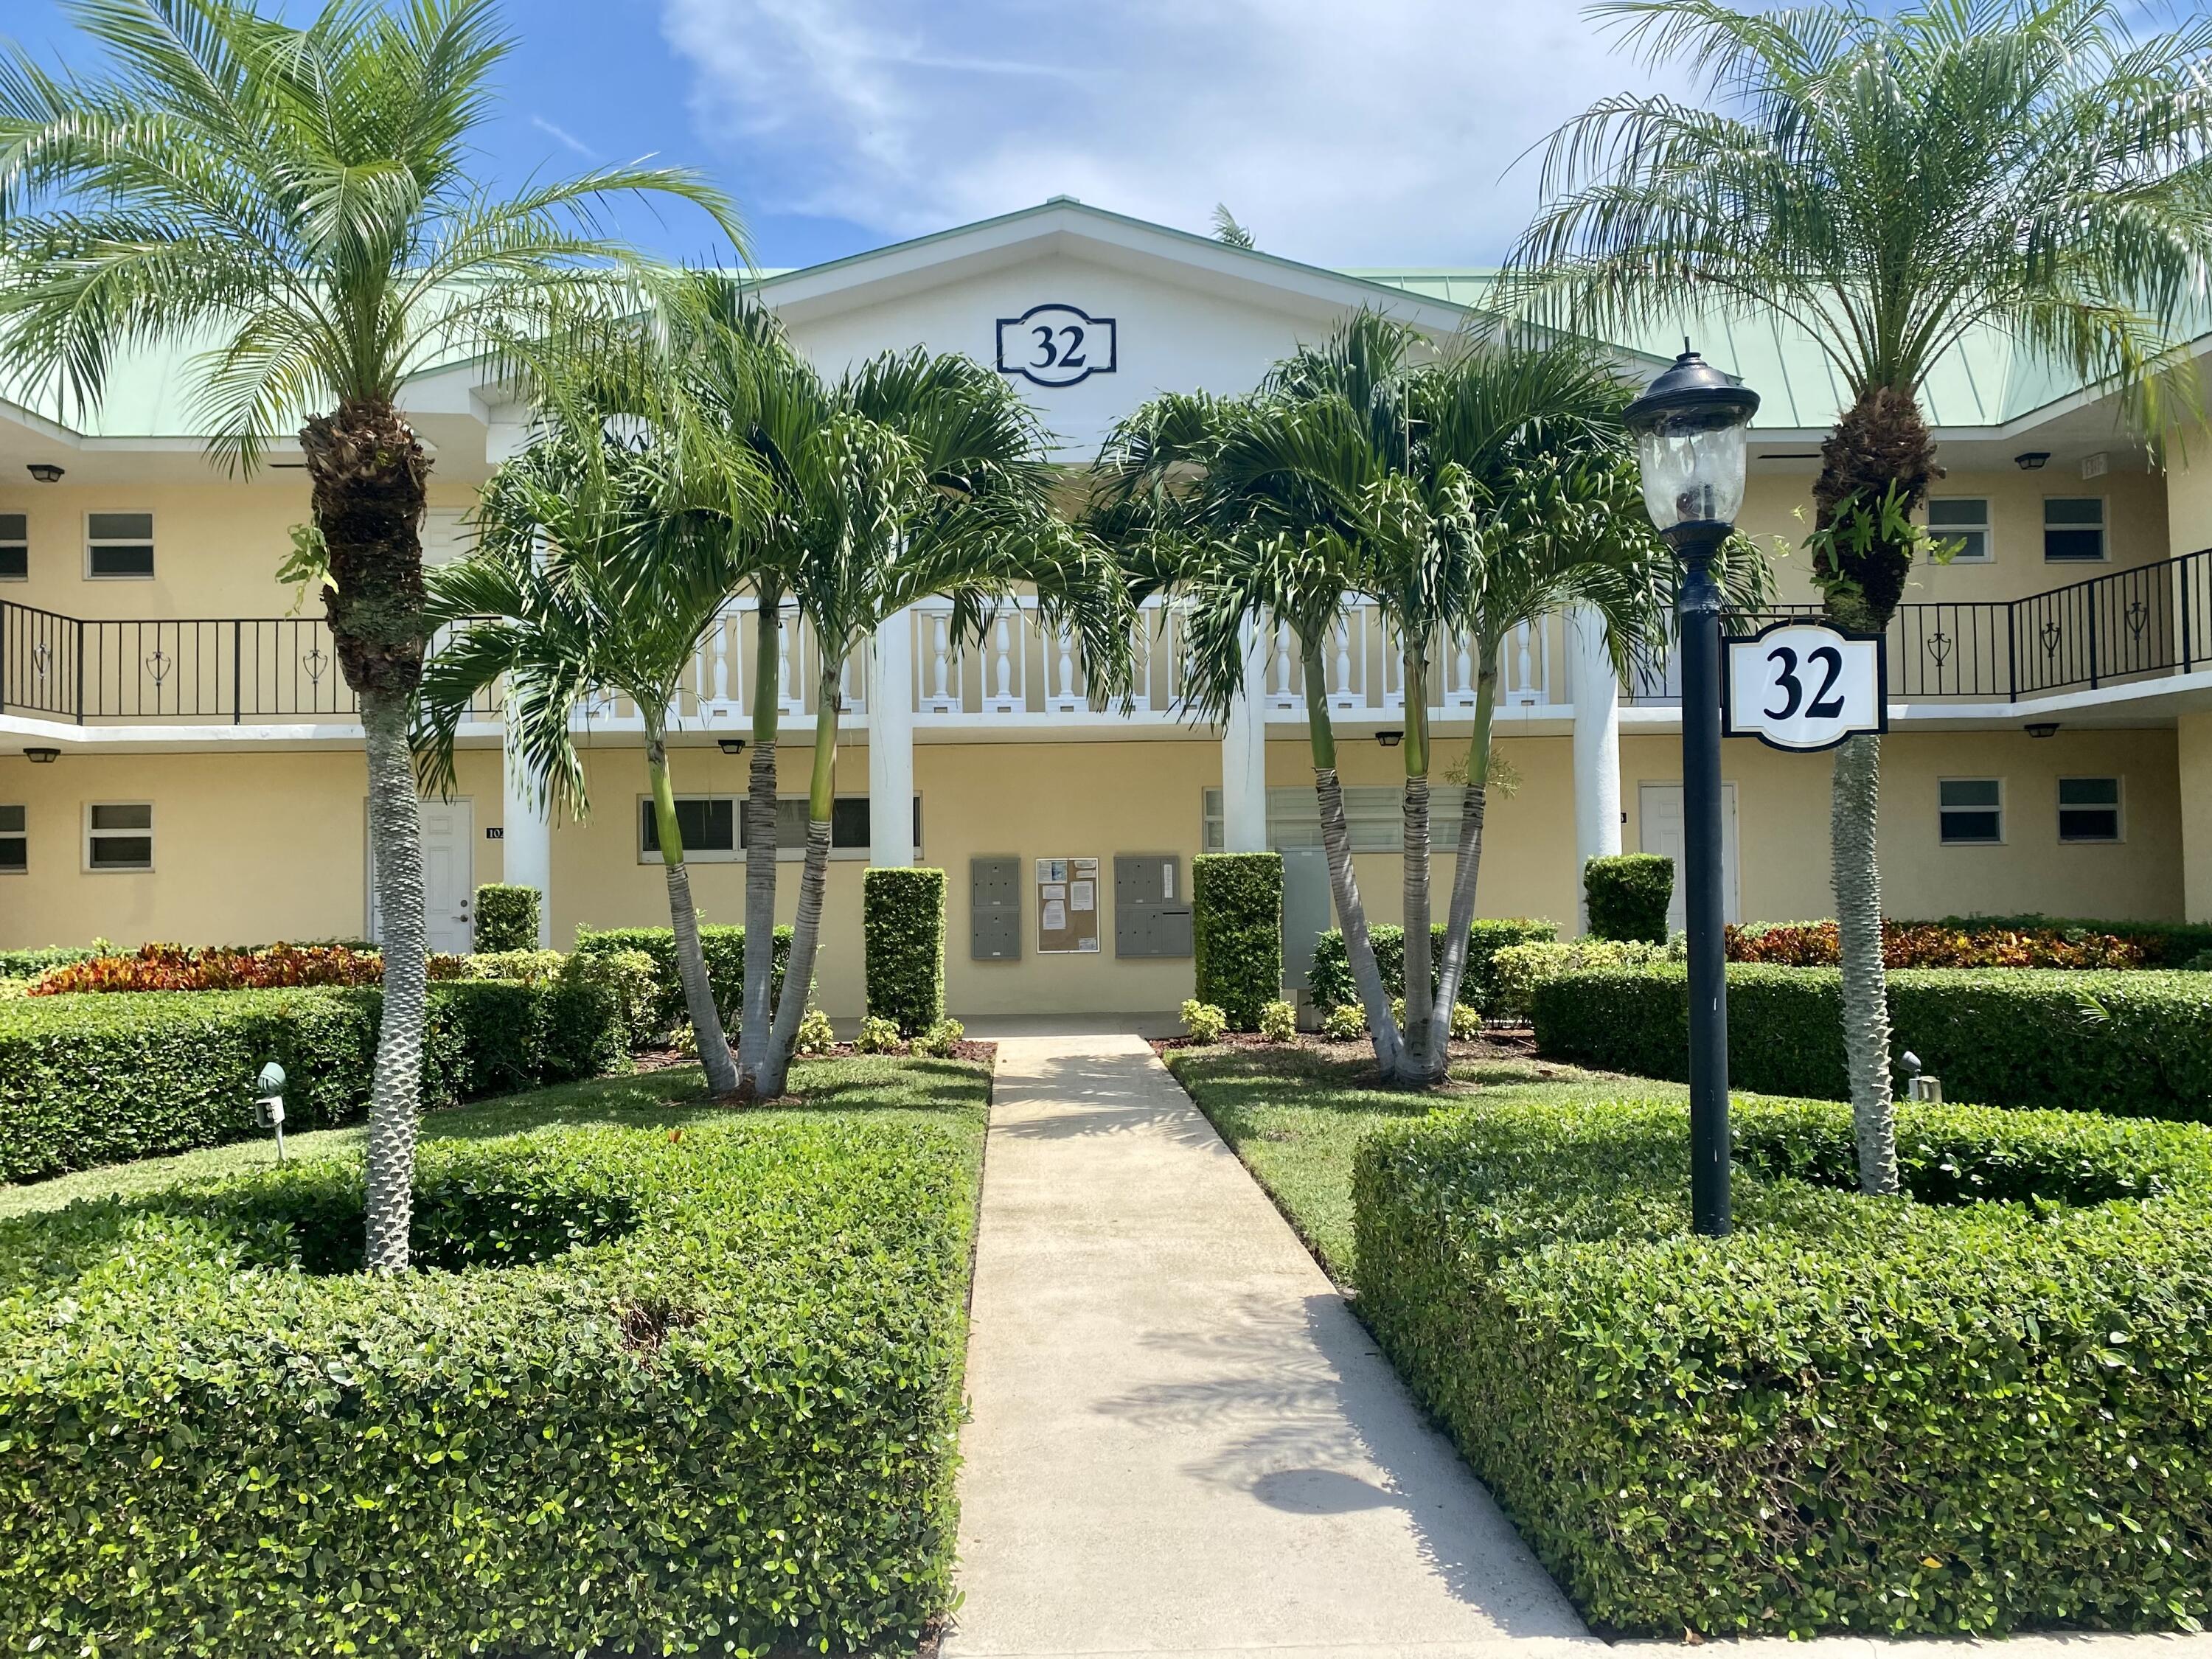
xmin=1725 ymin=622 xmax=1887 ymax=752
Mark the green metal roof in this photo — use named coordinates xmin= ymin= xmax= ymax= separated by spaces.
xmin=1346 ymin=269 xmax=2092 ymax=431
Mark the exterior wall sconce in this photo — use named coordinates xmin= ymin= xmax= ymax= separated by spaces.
xmin=24 ymin=748 xmax=59 ymax=764
xmin=2025 ymin=721 xmax=2059 ymax=739
xmin=1374 ymin=729 xmax=1403 ymax=748
xmin=717 ymin=737 xmax=747 ymax=755
xmin=2014 ymin=451 xmax=2051 ymax=471
xmin=25 ymin=463 xmax=64 ymax=484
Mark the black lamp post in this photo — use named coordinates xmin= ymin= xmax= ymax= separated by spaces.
xmin=1624 ymin=348 xmax=1759 ymax=1239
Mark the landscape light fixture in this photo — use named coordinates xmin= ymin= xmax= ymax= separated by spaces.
xmin=2025 ymin=721 xmax=2060 ymax=739
xmin=2014 ymin=451 xmax=2051 ymax=471
xmin=1375 ymin=729 xmax=1404 ymax=748
xmin=25 ymin=463 xmax=63 ymax=484
xmin=24 ymin=748 xmax=58 ymax=764
xmin=717 ymin=737 xmax=747 ymax=756
xmin=1624 ymin=345 xmax=1760 ymax=1240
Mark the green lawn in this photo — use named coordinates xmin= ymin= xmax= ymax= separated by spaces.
xmin=0 ymin=1054 xmax=989 ymax=1219
xmin=1165 ymin=1042 xmax=1686 ymax=1281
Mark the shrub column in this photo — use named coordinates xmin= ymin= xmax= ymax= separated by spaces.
xmin=1192 ymin=853 xmax=1283 ymax=1030
xmin=1584 ymin=855 xmax=1672 ymax=942
xmin=864 ymin=868 xmax=947 ymax=1034
xmin=472 ymin=885 xmax=542 ymax=953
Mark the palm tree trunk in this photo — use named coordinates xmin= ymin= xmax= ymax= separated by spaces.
xmin=736 ymin=597 xmax=782 ymax=1096
xmin=1305 ymin=642 xmax=1401 ymax=1076
xmin=756 ymin=666 xmax=841 ymax=1099
xmin=300 ymin=397 xmax=429 ymax=1274
xmin=1398 ymin=650 xmax=1433 ymax=1079
xmin=1832 ymin=731 xmax=1899 ymax=1193
xmin=1423 ymin=661 xmax=1496 ymax=1081
xmin=360 ymin=690 xmax=425 ymax=1272
xmin=647 ymin=733 xmax=740 ymax=1096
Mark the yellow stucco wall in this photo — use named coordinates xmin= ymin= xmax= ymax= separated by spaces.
xmin=1621 ymin=726 xmax=2183 ymax=924
xmin=0 ymin=724 xmax=2188 ymax=1006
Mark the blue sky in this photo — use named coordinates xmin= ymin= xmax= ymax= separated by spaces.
xmin=2 ymin=1 xmax=1753 ymax=273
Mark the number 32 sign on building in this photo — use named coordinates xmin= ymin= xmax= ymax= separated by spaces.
xmin=995 ymin=302 xmax=1117 ymax=388
xmin=1722 ymin=620 xmax=1887 ymax=751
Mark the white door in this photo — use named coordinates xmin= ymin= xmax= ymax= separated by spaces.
xmin=1637 ymin=782 xmax=1739 ymax=933
xmin=367 ymin=798 xmax=473 ymax=954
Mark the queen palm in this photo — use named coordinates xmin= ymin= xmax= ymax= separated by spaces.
xmin=414 ymin=420 xmax=765 ymax=1097
xmin=0 ymin=0 xmax=738 ymax=1268
xmin=1512 ymin=0 xmax=2212 ymax=1190
xmin=744 ymin=349 xmax=1131 ymax=1099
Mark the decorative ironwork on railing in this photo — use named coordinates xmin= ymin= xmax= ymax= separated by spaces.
xmin=9 ymin=551 xmax=2211 ymax=728
xmin=1628 ymin=549 xmax=2212 ymax=706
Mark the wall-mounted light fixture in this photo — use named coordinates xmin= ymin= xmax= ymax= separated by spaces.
xmin=25 ymin=463 xmax=63 ymax=484
xmin=2014 ymin=451 xmax=2051 ymax=471
xmin=24 ymin=747 xmax=59 ymax=764
xmin=2025 ymin=721 xmax=2060 ymax=739
xmin=1374 ymin=729 xmax=1403 ymax=748
xmin=717 ymin=737 xmax=746 ymax=756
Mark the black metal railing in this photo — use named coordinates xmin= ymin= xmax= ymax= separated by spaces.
xmin=0 ymin=605 xmax=498 ymax=723
xmin=1628 ymin=548 xmax=2212 ymax=706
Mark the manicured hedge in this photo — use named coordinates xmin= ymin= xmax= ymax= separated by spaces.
xmin=1584 ymin=853 xmax=1672 ymax=942
xmin=472 ymin=883 xmax=542 ymax=951
xmin=1531 ymin=964 xmax=2212 ymax=1121
xmin=1309 ymin=919 xmax=1556 ymax=1016
xmin=864 ymin=868 xmax=947 ymax=1034
xmin=574 ymin=923 xmax=792 ymax=1034
xmin=1914 ymin=913 xmax=2212 ymax=967
xmin=1355 ymin=1091 xmax=2212 ymax=1636
xmin=0 ymin=974 xmax=627 ymax=1183
xmin=0 ymin=1071 xmax=986 ymax=1655
xmin=1193 ymin=853 xmax=1283 ymax=1030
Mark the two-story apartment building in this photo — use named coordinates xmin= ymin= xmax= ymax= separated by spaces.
xmin=6 ymin=198 xmax=2212 ymax=1016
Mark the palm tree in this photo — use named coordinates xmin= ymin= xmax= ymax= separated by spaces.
xmin=743 ymin=349 xmax=1130 ymax=1099
xmin=1096 ymin=349 xmax=1411 ymax=1077
xmin=1511 ymin=0 xmax=2212 ymax=1191
xmin=0 ymin=0 xmax=739 ymax=1269
xmin=414 ymin=419 xmax=765 ymax=1096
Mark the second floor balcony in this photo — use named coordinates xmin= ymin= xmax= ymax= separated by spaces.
xmin=7 ymin=549 xmax=2210 ymax=737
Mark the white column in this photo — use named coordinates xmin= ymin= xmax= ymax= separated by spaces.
xmin=1569 ymin=605 xmax=1623 ymax=934
xmin=484 ymin=407 xmax=554 ymax=944
xmin=501 ymin=760 xmax=554 ymax=946
xmin=1220 ymin=616 xmax=1270 ymax=852
xmin=869 ymin=606 xmax=917 ymax=866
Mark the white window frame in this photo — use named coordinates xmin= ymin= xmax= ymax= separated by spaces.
xmin=1924 ymin=497 xmax=1991 ymax=563
xmin=84 ymin=511 xmax=156 ymax=581
xmin=636 ymin=794 xmax=911 ymax=864
xmin=1937 ymin=776 xmax=2005 ymax=846
xmin=0 ymin=804 xmax=24 ymax=873
xmin=0 ymin=513 xmax=26 ymax=582
xmin=1202 ymin=787 xmax=1225 ymax=852
xmin=84 ymin=801 xmax=154 ymax=872
xmin=2057 ymin=776 xmax=2124 ymax=844
xmin=2042 ymin=496 xmax=2107 ymax=565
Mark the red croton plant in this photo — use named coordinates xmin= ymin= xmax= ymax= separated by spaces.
xmin=28 ymin=943 xmax=480 ymax=995
xmin=1725 ymin=922 xmax=2150 ymax=971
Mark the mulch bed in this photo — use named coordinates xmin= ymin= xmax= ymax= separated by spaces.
xmin=1147 ymin=1028 xmax=1535 ymax=1061
xmin=630 ymin=1040 xmax=998 ymax=1074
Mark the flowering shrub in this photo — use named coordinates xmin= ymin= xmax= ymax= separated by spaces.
xmin=796 ymin=1006 xmax=838 ymax=1057
xmin=1728 ymin=919 xmax=2150 ymax=970
xmin=912 ymin=1018 xmax=965 ymax=1057
xmin=1450 ymin=1002 xmax=1484 ymax=1041
xmin=1258 ymin=1000 xmax=1298 ymax=1043
xmin=31 ymin=942 xmax=386 ymax=995
xmin=855 ymin=1015 xmax=905 ymax=1054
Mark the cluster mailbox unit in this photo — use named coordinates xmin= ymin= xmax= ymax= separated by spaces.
xmin=967 ymin=853 xmax=1192 ymax=962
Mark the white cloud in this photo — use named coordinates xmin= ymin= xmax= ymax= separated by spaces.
xmin=529 ymin=114 xmax=597 ymax=159
xmin=658 ymin=0 xmax=1681 ymax=265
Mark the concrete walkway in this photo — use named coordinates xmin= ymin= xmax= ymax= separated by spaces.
xmin=944 ymin=1029 xmax=1588 ymax=1659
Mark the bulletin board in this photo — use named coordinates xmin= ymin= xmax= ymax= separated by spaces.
xmin=1035 ymin=856 xmax=1102 ymax=953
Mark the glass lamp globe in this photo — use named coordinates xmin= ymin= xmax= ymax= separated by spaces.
xmin=1623 ymin=349 xmax=1761 ymax=535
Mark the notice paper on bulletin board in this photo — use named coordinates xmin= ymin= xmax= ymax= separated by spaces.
xmin=1037 ymin=856 xmax=1101 ymax=953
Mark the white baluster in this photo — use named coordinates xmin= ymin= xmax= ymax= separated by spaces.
xmin=1270 ymin=622 xmax=1296 ymax=709
xmin=1048 ymin=622 xmax=1081 ymax=713
xmin=841 ymin=647 xmax=866 ymax=717
xmin=983 ymin=612 xmax=1020 ymax=713
xmin=710 ymin=620 xmax=731 ymax=707
xmin=919 ymin=609 xmax=957 ymax=714
xmin=1507 ymin=620 xmax=1543 ymax=707
xmin=1330 ymin=616 xmax=1357 ymax=711
xmin=777 ymin=608 xmax=804 ymax=714
xmin=1450 ymin=633 xmax=1477 ymax=708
